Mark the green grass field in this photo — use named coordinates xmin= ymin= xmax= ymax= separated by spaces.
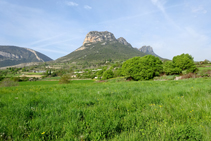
xmin=1 ymin=78 xmax=211 ymax=140
xmin=19 ymin=80 xmax=94 ymax=86
xmin=198 ymin=66 xmax=211 ymax=71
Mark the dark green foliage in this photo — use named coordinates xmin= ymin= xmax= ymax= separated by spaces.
xmin=0 ymin=76 xmax=4 ymax=81
xmin=163 ymin=61 xmax=182 ymax=75
xmin=122 ymin=55 xmax=163 ymax=80
xmin=102 ymin=69 xmax=114 ymax=80
xmin=173 ymin=53 xmax=197 ymax=72
xmin=59 ymin=74 xmax=71 ymax=84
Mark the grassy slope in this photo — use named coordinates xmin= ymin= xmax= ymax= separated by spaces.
xmin=0 ymin=78 xmax=211 ymax=140
xmin=56 ymin=42 xmax=146 ymax=63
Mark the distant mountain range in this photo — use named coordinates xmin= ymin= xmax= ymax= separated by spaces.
xmin=0 ymin=46 xmax=52 ymax=67
xmin=0 ymin=31 xmax=163 ymax=68
xmin=56 ymin=31 xmax=162 ymax=63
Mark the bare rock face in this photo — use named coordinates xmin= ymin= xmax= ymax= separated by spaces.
xmin=75 ymin=31 xmax=132 ymax=52
xmin=138 ymin=46 xmax=160 ymax=58
xmin=139 ymin=46 xmax=154 ymax=54
xmin=117 ymin=37 xmax=132 ymax=47
xmin=83 ymin=31 xmax=117 ymax=45
xmin=0 ymin=51 xmax=23 ymax=59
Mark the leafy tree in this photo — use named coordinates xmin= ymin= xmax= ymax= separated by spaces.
xmin=114 ymin=68 xmax=123 ymax=77
xmin=102 ymin=69 xmax=114 ymax=80
xmin=172 ymin=54 xmax=197 ymax=72
xmin=163 ymin=61 xmax=182 ymax=75
xmin=97 ymin=70 xmax=104 ymax=78
xmin=122 ymin=55 xmax=163 ymax=81
xmin=59 ymin=74 xmax=71 ymax=84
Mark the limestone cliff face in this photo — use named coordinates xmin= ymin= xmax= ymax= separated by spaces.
xmin=138 ymin=46 xmax=160 ymax=58
xmin=117 ymin=37 xmax=132 ymax=47
xmin=75 ymin=31 xmax=132 ymax=52
xmin=83 ymin=31 xmax=117 ymax=45
xmin=139 ymin=46 xmax=154 ymax=54
xmin=0 ymin=51 xmax=23 ymax=59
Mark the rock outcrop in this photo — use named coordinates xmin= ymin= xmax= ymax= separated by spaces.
xmin=117 ymin=37 xmax=132 ymax=47
xmin=83 ymin=31 xmax=117 ymax=45
xmin=138 ymin=46 xmax=160 ymax=58
xmin=75 ymin=31 xmax=132 ymax=52
xmin=0 ymin=51 xmax=23 ymax=59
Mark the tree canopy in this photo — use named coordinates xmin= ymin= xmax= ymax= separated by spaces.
xmin=122 ymin=55 xmax=163 ymax=81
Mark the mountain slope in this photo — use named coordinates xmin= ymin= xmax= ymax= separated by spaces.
xmin=56 ymin=31 xmax=146 ymax=63
xmin=0 ymin=46 xmax=52 ymax=67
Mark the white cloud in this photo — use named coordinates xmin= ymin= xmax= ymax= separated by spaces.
xmin=84 ymin=5 xmax=92 ymax=10
xmin=66 ymin=1 xmax=79 ymax=6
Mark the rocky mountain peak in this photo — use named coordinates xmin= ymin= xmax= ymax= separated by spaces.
xmin=117 ymin=37 xmax=132 ymax=47
xmin=139 ymin=46 xmax=153 ymax=53
xmin=83 ymin=31 xmax=117 ymax=45
xmin=138 ymin=46 xmax=160 ymax=58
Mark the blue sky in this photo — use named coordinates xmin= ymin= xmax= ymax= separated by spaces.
xmin=0 ymin=0 xmax=210 ymax=61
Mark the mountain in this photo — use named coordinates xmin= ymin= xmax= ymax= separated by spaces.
xmin=0 ymin=46 xmax=53 ymax=67
xmin=138 ymin=46 xmax=161 ymax=58
xmin=56 ymin=31 xmax=146 ymax=63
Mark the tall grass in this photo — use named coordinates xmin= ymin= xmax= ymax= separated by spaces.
xmin=0 ymin=78 xmax=211 ymax=140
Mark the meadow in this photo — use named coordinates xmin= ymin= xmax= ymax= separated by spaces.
xmin=0 ymin=78 xmax=211 ymax=140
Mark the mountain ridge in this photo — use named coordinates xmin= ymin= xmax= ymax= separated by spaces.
xmin=0 ymin=45 xmax=53 ymax=67
xmin=56 ymin=31 xmax=147 ymax=63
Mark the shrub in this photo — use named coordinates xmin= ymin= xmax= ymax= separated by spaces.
xmin=163 ymin=61 xmax=182 ymax=75
xmin=102 ymin=69 xmax=114 ymax=80
xmin=0 ymin=78 xmax=19 ymax=87
xmin=122 ymin=55 xmax=163 ymax=81
xmin=59 ymin=74 xmax=71 ymax=84
xmin=0 ymin=76 xmax=4 ymax=81
xmin=172 ymin=53 xmax=197 ymax=72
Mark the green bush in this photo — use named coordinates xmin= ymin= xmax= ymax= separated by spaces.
xmin=172 ymin=53 xmax=197 ymax=72
xmin=163 ymin=61 xmax=182 ymax=75
xmin=59 ymin=74 xmax=71 ymax=84
xmin=122 ymin=55 xmax=163 ymax=81
xmin=0 ymin=78 xmax=19 ymax=87
xmin=102 ymin=69 xmax=114 ymax=80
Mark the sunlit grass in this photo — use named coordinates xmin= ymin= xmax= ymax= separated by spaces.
xmin=0 ymin=78 xmax=211 ymax=140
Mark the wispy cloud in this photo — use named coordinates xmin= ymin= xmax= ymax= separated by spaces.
xmin=151 ymin=0 xmax=182 ymax=31
xmin=84 ymin=5 xmax=92 ymax=10
xmin=28 ymin=34 xmax=65 ymax=46
xmin=66 ymin=1 xmax=79 ymax=6
xmin=192 ymin=6 xmax=207 ymax=14
xmin=151 ymin=0 xmax=166 ymax=13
